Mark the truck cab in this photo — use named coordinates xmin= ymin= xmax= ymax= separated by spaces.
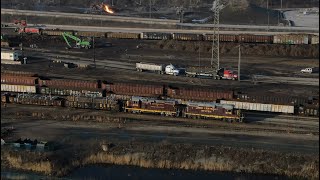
xmin=165 ymin=64 xmax=180 ymax=76
xmin=215 ymin=68 xmax=238 ymax=80
xmin=301 ymin=68 xmax=313 ymax=73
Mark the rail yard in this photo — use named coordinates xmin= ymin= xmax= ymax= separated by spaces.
xmin=1 ymin=1 xmax=319 ymax=179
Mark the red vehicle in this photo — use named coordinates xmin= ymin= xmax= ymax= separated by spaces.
xmin=14 ymin=20 xmax=27 ymax=27
xmin=214 ymin=68 xmax=238 ymax=80
xmin=18 ymin=27 xmax=41 ymax=34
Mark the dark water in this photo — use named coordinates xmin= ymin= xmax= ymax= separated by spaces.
xmin=67 ymin=164 xmax=290 ymax=180
xmin=2 ymin=165 xmax=292 ymax=180
xmin=1 ymin=171 xmax=65 ymax=180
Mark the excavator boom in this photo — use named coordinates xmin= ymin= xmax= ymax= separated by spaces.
xmin=62 ymin=32 xmax=91 ymax=49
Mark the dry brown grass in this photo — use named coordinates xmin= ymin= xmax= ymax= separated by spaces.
xmin=1 ymin=141 xmax=318 ymax=179
xmin=6 ymin=155 xmax=52 ymax=175
xmin=83 ymin=153 xmax=153 ymax=168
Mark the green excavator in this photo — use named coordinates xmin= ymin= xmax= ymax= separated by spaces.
xmin=62 ymin=32 xmax=91 ymax=49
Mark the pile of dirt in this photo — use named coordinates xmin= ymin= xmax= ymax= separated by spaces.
xmin=218 ymin=3 xmax=282 ymax=25
xmin=1 ymin=14 xmax=175 ymax=30
xmin=229 ymin=0 xmax=250 ymax=10
xmin=1 ymin=140 xmax=318 ymax=179
xmin=155 ymin=40 xmax=319 ymax=58
xmin=12 ymin=34 xmax=319 ymax=59
xmin=20 ymin=35 xmax=65 ymax=46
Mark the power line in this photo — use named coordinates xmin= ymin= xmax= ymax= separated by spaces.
xmin=211 ymin=0 xmax=220 ymax=71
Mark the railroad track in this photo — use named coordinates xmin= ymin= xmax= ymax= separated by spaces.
xmin=42 ymin=24 xmax=320 ymax=36
xmin=245 ymin=116 xmax=319 ymax=127
xmin=1 ymin=109 xmax=317 ymax=137
xmin=3 ymin=102 xmax=317 ymax=135
xmin=252 ymin=75 xmax=319 ymax=86
xmin=1 ymin=107 xmax=318 ymax=136
xmin=244 ymin=112 xmax=319 ymax=122
xmin=122 ymin=118 xmax=318 ymax=136
xmin=27 ymin=51 xmax=135 ymax=70
xmin=244 ymin=112 xmax=319 ymax=129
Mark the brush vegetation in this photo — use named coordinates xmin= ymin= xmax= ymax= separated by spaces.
xmin=1 ymin=141 xmax=318 ymax=179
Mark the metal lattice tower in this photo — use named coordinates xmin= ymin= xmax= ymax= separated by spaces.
xmin=211 ymin=0 xmax=220 ymax=71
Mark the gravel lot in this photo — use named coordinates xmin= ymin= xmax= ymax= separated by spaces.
xmin=283 ymin=8 xmax=319 ymax=27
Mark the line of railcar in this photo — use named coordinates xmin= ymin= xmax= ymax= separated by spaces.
xmin=219 ymin=100 xmax=318 ymax=117
xmin=18 ymin=28 xmax=319 ymax=45
xmin=1 ymin=73 xmax=318 ymax=117
xmin=2 ymin=91 xmax=318 ymax=119
xmin=1 ymin=93 xmax=244 ymax=122
xmin=2 ymin=72 xmax=318 ymax=107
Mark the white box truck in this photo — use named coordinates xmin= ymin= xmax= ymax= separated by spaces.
xmin=1 ymin=50 xmax=20 ymax=61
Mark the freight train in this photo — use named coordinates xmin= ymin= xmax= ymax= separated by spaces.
xmin=1 ymin=93 xmax=244 ymax=122
xmin=124 ymin=96 xmax=243 ymax=122
xmin=1 ymin=72 xmax=318 ymax=117
xmin=17 ymin=28 xmax=320 ymax=45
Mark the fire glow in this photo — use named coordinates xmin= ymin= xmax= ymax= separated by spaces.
xmin=103 ymin=4 xmax=114 ymax=14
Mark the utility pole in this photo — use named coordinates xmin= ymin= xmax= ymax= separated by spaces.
xmin=149 ymin=0 xmax=151 ymax=18
xmin=267 ymin=0 xmax=269 ymax=30
xmin=100 ymin=10 xmax=102 ymax=26
xmin=20 ymin=33 xmax=24 ymax=58
xmin=198 ymin=41 xmax=201 ymax=73
xmin=111 ymin=0 xmax=114 ymax=6
xmin=277 ymin=6 xmax=280 ymax=25
xmin=238 ymin=45 xmax=241 ymax=82
xmin=278 ymin=0 xmax=283 ymax=25
xmin=93 ymin=36 xmax=96 ymax=68
xmin=211 ymin=0 xmax=220 ymax=71
xmin=181 ymin=8 xmax=184 ymax=23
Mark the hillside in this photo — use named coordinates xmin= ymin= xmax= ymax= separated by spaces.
xmin=1 ymin=0 xmax=318 ymax=25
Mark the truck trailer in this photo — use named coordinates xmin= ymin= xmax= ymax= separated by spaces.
xmin=1 ymin=50 xmax=20 ymax=61
xmin=136 ymin=62 xmax=180 ymax=76
xmin=186 ymin=67 xmax=238 ymax=80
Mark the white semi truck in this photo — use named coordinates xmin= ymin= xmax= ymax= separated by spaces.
xmin=136 ymin=62 xmax=180 ymax=76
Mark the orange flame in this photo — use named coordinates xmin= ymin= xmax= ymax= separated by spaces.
xmin=103 ymin=4 xmax=114 ymax=14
